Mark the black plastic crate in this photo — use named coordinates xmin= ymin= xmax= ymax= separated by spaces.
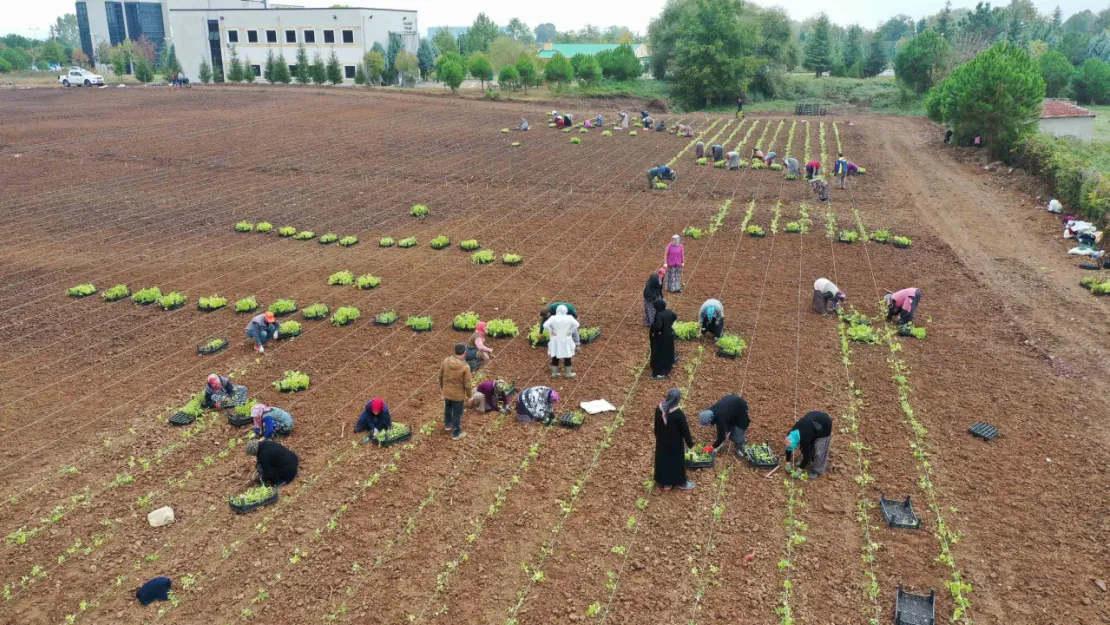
xmin=228 ymin=489 xmax=279 ymax=514
xmin=968 ymin=422 xmax=999 ymax=441
xmin=211 ymin=386 xmax=248 ymax=409
xmin=880 ymin=494 xmax=921 ymax=530
xmin=685 ymin=452 xmax=715 ymax=469
xmin=743 ymin=444 xmax=780 ymax=469
xmin=557 ymin=412 xmax=584 ymax=429
xmin=579 ymin=328 xmax=602 ymax=344
xmin=227 ymin=411 xmax=253 ymax=427
xmin=370 ymin=424 xmax=413 ymax=447
xmin=197 ymin=339 xmax=229 ymax=356
xmin=716 ymin=348 xmax=740 ymax=359
xmin=168 ymin=411 xmax=196 ymax=426
xmin=894 ymin=586 xmax=935 ymax=625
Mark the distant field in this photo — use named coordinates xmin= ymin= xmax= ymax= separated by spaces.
xmin=1087 ymin=104 xmax=1110 ymax=143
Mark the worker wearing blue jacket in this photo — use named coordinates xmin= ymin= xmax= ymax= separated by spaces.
xmin=355 ymin=398 xmax=392 ymax=443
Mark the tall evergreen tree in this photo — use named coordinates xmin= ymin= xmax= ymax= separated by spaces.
xmin=294 ymin=44 xmax=311 ymax=84
xmin=243 ymin=56 xmax=256 ymax=82
xmin=1037 ymin=50 xmax=1073 ymax=97
xmin=862 ymin=31 xmax=887 ymax=77
xmin=274 ymin=53 xmax=291 ymax=84
xmin=417 ymin=38 xmax=438 ymax=81
xmin=311 ymin=52 xmax=327 ymax=85
xmin=803 ymin=14 xmax=833 ymax=77
xmin=385 ymin=33 xmax=402 ymax=85
xmin=326 ymin=50 xmax=343 ymax=85
xmin=198 ymin=59 xmax=212 ymax=83
xmin=263 ymin=49 xmax=276 ymax=84
xmin=227 ymin=47 xmax=243 ymax=82
xmin=843 ymin=25 xmax=864 ymax=71
xmin=937 ymin=1 xmax=953 ymax=38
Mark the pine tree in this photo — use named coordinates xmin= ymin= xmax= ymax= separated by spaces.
xmin=161 ymin=43 xmax=181 ymax=76
xmin=311 ymin=52 xmax=327 ymax=85
xmin=274 ymin=53 xmax=292 ymax=84
xmin=803 ymin=14 xmax=832 ymax=77
xmin=326 ymin=51 xmax=343 ymax=85
xmin=243 ymin=57 xmax=256 ymax=83
xmin=862 ymin=32 xmax=887 ymax=77
xmin=843 ymin=25 xmax=863 ymax=70
xmin=354 ymin=64 xmax=367 ymax=85
xmin=198 ymin=59 xmax=212 ymax=83
xmin=263 ymin=50 xmax=276 ymax=84
xmin=227 ymin=48 xmax=243 ymax=82
xmin=294 ymin=44 xmax=310 ymax=84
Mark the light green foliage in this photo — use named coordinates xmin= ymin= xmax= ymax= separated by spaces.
xmin=398 ymin=237 xmax=417 ymax=248
xmin=471 ymin=250 xmax=495 ymax=264
xmin=460 ymin=239 xmax=480 ymax=250
xmin=101 ymin=284 xmax=130 ymax=302
xmin=356 ymin=274 xmax=382 ymax=290
xmin=373 ymin=422 xmax=409 ymax=443
xmin=332 ymin=307 xmax=361 ymax=326
xmin=278 ymin=321 xmax=301 ymax=335
xmin=157 ymin=292 xmax=186 ymax=310
xmin=201 ymin=338 xmax=227 ymax=352
xmin=198 ymin=295 xmax=227 ymax=311
xmin=785 ymin=222 xmax=801 ymax=233
xmin=453 ymin=311 xmax=480 ymax=330
xmin=278 ymin=226 xmax=296 ymax=237
xmin=235 ymin=297 xmax=259 ymax=313
xmin=320 ymin=233 xmax=338 ymax=244
xmin=235 ymin=221 xmax=254 ymax=232
xmin=747 ymin=224 xmax=765 ymax=236
xmin=847 ymin=322 xmax=879 ymax=344
xmin=256 ymin=222 xmax=273 ymax=233
xmin=528 ymin=323 xmax=550 ymax=347
xmin=629 ymin=131 xmax=638 ymax=137
xmin=486 ymin=319 xmax=519 ymax=338
xmin=431 ymin=235 xmax=450 ymax=249
xmin=502 ymin=253 xmax=523 ymax=265
xmin=375 ymin=310 xmax=398 ymax=324
xmin=405 ymin=316 xmax=433 ymax=331
xmin=268 ymin=299 xmax=297 ymax=315
xmin=682 ymin=226 xmax=704 ymax=239
xmin=673 ymin=321 xmax=700 ymax=340
xmin=273 ymin=370 xmax=310 ymax=392
xmin=379 ymin=237 xmax=394 ymax=247
xmin=871 ymin=229 xmax=891 ymax=243
xmin=328 ymin=270 xmax=354 ymax=286
xmin=839 ymin=230 xmax=859 ymax=243
xmin=410 ymin=204 xmax=429 ymax=217
xmin=716 ymin=333 xmax=746 ymax=356
xmin=893 ymin=236 xmax=913 ymax=247
xmin=68 ymin=283 xmax=97 ymax=297
xmin=302 ymin=303 xmax=329 ymax=319
xmin=229 ymin=485 xmax=275 ymax=507
xmin=571 ymin=137 xmax=582 ymax=144
xmin=579 ymin=327 xmax=601 ymax=342
xmin=293 ymin=230 xmax=315 ymax=240
xmin=132 ymin=287 xmax=162 ymax=305
xmin=685 ymin=448 xmax=713 ymax=463
xmin=339 ymin=236 xmax=359 ymax=247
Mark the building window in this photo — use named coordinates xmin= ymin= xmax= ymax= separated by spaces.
xmin=266 ymin=30 xmax=277 ymax=43
xmin=104 ymin=2 xmax=126 ymax=46
xmin=323 ymin=30 xmax=334 ymax=43
xmin=285 ymin=29 xmax=296 ymax=43
xmin=252 ymin=64 xmax=261 ymax=76
xmin=288 ymin=65 xmax=296 ymax=75
xmin=76 ymin=2 xmax=95 ymax=63
xmin=342 ymin=30 xmax=354 ymax=44
xmin=344 ymin=65 xmax=355 ymax=78
xmin=247 ymin=30 xmax=258 ymax=43
xmin=303 ymin=30 xmax=315 ymax=43
xmin=227 ymin=30 xmax=239 ymax=43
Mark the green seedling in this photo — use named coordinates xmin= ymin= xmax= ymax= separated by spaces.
xmin=460 ymin=239 xmax=480 ymax=250
xmin=332 ymin=307 xmax=361 ymax=326
xmin=338 ymin=236 xmax=359 ymax=247
xmin=471 ymin=250 xmax=495 ymax=264
xmin=356 ymin=274 xmax=381 ymax=290
xmin=379 ymin=237 xmax=394 ymax=247
xmin=405 ymin=316 xmax=433 ymax=331
xmin=67 ymin=283 xmax=97 ymax=297
xmin=132 ymin=287 xmax=162 ymax=305
xmin=198 ymin=295 xmax=227 ymax=311
xmin=256 ymin=222 xmax=273 ymax=233
xmin=235 ymin=221 xmax=254 ymax=232
xmin=302 ymin=303 xmax=329 ymax=320
xmin=273 ymin=370 xmax=310 ymax=392
xmin=319 ymin=233 xmax=338 ymax=244
xmin=157 ymin=292 xmax=186 ymax=310
xmin=486 ymin=318 xmax=519 ymax=338
xmin=293 ymin=230 xmax=315 ymax=240
xmin=431 ymin=235 xmax=450 ymax=250
xmin=235 ymin=296 xmax=259 ymax=313
xmin=268 ymin=299 xmax=296 ymax=315
xmin=328 ymin=270 xmax=354 ymax=286
xmin=398 ymin=237 xmax=417 ymax=248
xmin=453 ymin=311 xmax=479 ymax=330
xmin=410 ymin=204 xmax=429 ymax=217
xmin=101 ymin=284 xmax=130 ymax=301
xmin=502 ymin=253 xmax=523 ymax=265
xmin=278 ymin=226 xmax=296 ymax=237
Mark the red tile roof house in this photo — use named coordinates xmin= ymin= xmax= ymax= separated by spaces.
xmin=1040 ymin=99 xmax=1096 ymax=142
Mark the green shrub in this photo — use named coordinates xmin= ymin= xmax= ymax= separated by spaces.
xmin=278 ymin=320 xmax=301 ymax=335
xmin=716 ymin=333 xmax=747 ymax=356
xmin=673 ymin=321 xmax=700 ymax=340
xmin=356 ymin=274 xmax=382 ymax=289
xmin=268 ymin=299 xmax=297 ymax=315
xmin=571 ymin=137 xmax=581 ymax=144
xmin=471 ymin=250 xmax=495 ymax=264
xmin=235 ymin=221 xmax=254 ymax=232
xmin=235 ymin=297 xmax=259 ymax=313
xmin=1092 ymin=281 xmax=1110 ymax=295
xmin=303 ymin=303 xmax=329 ymax=319
xmin=405 ymin=315 xmax=433 ymax=331
xmin=132 ymin=287 xmax=162 ymax=305
xmin=256 ymin=222 xmax=273 ymax=233
xmin=747 ymin=225 xmax=766 ymax=236
xmin=486 ymin=318 xmax=519 ymax=338
xmin=328 ymin=270 xmax=354 ymax=286
xmin=375 ymin=310 xmax=398 ymax=324
xmin=398 ymin=237 xmax=417 ymax=248
xmin=682 ymin=226 xmax=703 ymax=239
xmin=411 ymin=204 xmax=429 ymax=217
xmin=67 ymin=283 xmax=97 ymax=297
xmin=431 ymin=235 xmax=450 ymax=249
xmin=460 ymin=239 xmax=480 ymax=250
xmin=332 ymin=307 xmax=361 ymax=326
xmin=379 ymin=237 xmax=394 ymax=247
xmin=101 ymin=284 xmax=131 ymax=302
xmin=273 ymin=370 xmax=310 ymax=392
xmin=293 ymin=230 xmax=315 ymax=240
xmin=454 ymin=311 xmax=479 ymax=330
xmin=892 ymin=235 xmax=913 ymax=247
xmin=158 ymin=292 xmax=187 ymax=310
xmin=198 ymin=295 xmax=227 ymax=311
xmin=320 ymin=233 xmax=338 ymax=244
xmin=278 ymin=226 xmax=297 ymax=237
xmin=502 ymin=253 xmax=523 ymax=265
xmin=339 ymin=236 xmax=359 ymax=247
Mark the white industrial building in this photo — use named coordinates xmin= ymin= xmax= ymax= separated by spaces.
xmin=76 ymin=0 xmax=418 ymax=84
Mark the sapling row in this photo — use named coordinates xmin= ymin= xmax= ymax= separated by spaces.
xmin=666 ymin=119 xmax=722 ymax=168
xmin=332 ymin=307 xmax=360 ymax=326
xmin=67 ymin=283 xmax=97 ymax=297
xmin=771 ymin=200 xmax=782 ymax=234
xmin=708 ymin=199 xmax=732 ymax=235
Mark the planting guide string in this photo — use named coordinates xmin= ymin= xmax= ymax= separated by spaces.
xmin=36 ymin=119 xmax=705 ymax=621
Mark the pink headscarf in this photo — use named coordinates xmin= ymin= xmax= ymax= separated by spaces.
xmin=207 ymin=374 xmax=221 ymax=390
xmin=476 ymin=321 xmax=488 ymax=335
xmin=250 ymin=403 xmax=270 ymax=430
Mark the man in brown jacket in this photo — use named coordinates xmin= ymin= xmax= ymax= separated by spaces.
xmin=440 ymin=343 xmax=473 ymax=440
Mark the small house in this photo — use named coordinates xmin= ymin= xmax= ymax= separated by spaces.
xmin=1040 ymin=99 xmax=1096 ymax=142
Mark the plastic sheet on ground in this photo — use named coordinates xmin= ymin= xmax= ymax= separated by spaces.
xmin=579 ymin=400 xmax=616 ymax=415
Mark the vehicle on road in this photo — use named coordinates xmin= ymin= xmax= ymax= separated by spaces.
xmin=59 ymin=67 xmax=105 ymax=87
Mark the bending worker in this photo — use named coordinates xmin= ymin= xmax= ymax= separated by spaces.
xmin=470 ymin=378 xmax=511 ymax=413
xmin=698 ymin=298 xmax=724 ymax=339
xmin=698 ymin=393 xmax=750 ymax=457
xmin=245 ymin=438 xmax=299 ymax=486
xmin=246 ymin=311 xmax=278 ymax=354
xmin=785 ymin=410 xmax=833 ymax=477
xmin=805 ymin=159 xmax=822 ymax=180
xmin=785 ymin=157 xmax=801 ymax=178
xmin=355 ymin=397 xmax=391 ymax=443
xmin=695 ymin=141 xmax=706 ymax=160
xmin=519 ymin=118 xmax=530 ymax=131
xmin=711 ymin=144 xmax=724 ymax=162
xmin=884 ymin=288 xmax=921 ymax=326
xmin=648 ymin=165 xmax=677 ymax=188
xmin=204 ymin=373 xmax=235 ymax=408
xmin=812 ymin=278 xmax=846 ymax=314
xmin=250 ymin=402 xmax=294 ymax=439
xmin=516 ymin=386 xmax=559 ymax=425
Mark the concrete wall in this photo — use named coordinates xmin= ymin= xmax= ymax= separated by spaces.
xmin=169 ymin=7 xmax=416 ymax=83
xmin=1039 ymin=117 xmax=1095 ymax=143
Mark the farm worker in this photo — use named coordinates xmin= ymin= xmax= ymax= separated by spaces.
xmin=544 ymin=305 xmax=580 ymax=378
xmin=654 ymin=387 xmax=695 ymax=491
xmin=655 ymin=119 xmax=666 ymax=132
xmin=763 ymin=151 xmax=777 ymax=166
xmin=516 ymin=386 xmax=559 ymax=425
xmin=664 ymin=234 xmax=684 ymax=293
xmin=847 ymin=162 xmax=861 ymax=175
xmin=552 ymin=110 xmax=561 ymax=123
xmin=619 ymin=112 xmax=630 ymax=129
xmin=736 ymin=96 xmax=744 ymax=119
xmin=695 ymin=141 xmax=706 ymax=160
xmin=643 ymin=115 xmax=654 ymax=129
xmin=805 ymin=160 xmax=822 ymax=180
xmin=644 ymin=267 xmax=665 ymax=326
xmin=640 ymin=110 xmax=650 ymax=122
xmin=810 ymin=177 xmax=830 ymax=202
xmin=203 ymin=373 xmax=235 ymax=408
xmin=711 ymin=144 xmax=724 ymax=162
xmin=542 ymin=302 xmax=580 ymax=345
xmin=584 ymin=119 xmax=593 ymax=129
xmin=698 ymin=299 xmax=724 ymax=339
xmin=884 ymin=288 xmax=921 ymax=326
xmin=355 ymin=397 xmax=391 ymax=442
xmin=245 ymin=311 xmax=278 ymax=354
xmin=136 ymin=576 xmax=172 ymax=605
xmin=752 ymin=146 xmax=765 ymax=160
xmin=470 ymin=379 xmax=511 ymax=413
xmin=647 ymin=165 xmax=676 ymax=188
xmin=556 ymin=115 xmax=566 ymax=129
xmin=676 ymin=123 xmax=693 ymax=137
xmin=812 ymin=278 xmax=846 ymax=314
xmin=785 ymin=157 xmax=801 ymax=177
xmin=245 ymin=439 xmax=299 ymax=486
xmin=1048 ymin=199 xmax=1063 ymax=214
xmin=785 ymin=410 xmax=833 ymax=477
xmin=833 ymin=153 xmax=849 ymax=189
xmin=465 ymin=321 xmax=494 ymax=368
xmin=519 ymin=118 xmax=529 ymax=131
xmin=595 ymin=114 xmax=604 ymax=127
xmin=563 ymin=113 xmax=573 ymax=127
xmin=944 ymin=128 xmax=954 ymax=144
xmin=439 ymin=344 xmax=473 ymax=441
xmin=727 ymin=151 xmax=740 ymax=170
xmin=649 ymin=299 xmax=678 ymax=380
xmin=250 ymin=403 xmax=294 ymax=439
xmin=698 ymin=394 xmax=750 ymax=456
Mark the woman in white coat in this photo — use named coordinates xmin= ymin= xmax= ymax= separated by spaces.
xmin=543 ymin=305 xmax=580 ymax=379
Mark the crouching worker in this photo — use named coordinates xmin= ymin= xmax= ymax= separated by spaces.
xmin=785 ymin=157 xmax=801 ymax=178
xmin=810 ymin=176 xmax=829 ymax=202
xmin=251 ymin=403 xmax=294 ymax=439
xmin=812 ymin=278 xmax=846 ymax=314
xmin=465 ymin=321 xmax=494 ymax=370
xmin=470 ymin=379 xmax=511 ymax=413
xmin=519 ymin=118 xmax=530 ymax=131
xmin=355 ymin=397 xmax=391 ymax=443
xmin=698 ymin=394 xmax=750 ymax=458
xmin=884 ymin=288 xmax=921 ymax=326
xmin=204 ymin=373 xmax=235 ymax=408
xmin=246 ymin=311 xmax=278 ymax=354
xmin=785 ymin=410 xmax=832 ymax=477
xmin=516 ymin=386 xmax=559 ymax=425
xmin=655 ymin=119 xmax=666 ymax=132
xmin=245 ymin=439 xmax=299 ymax=487
xmin=698 ymin=298 xmax=724 ymax=339
xmin=711 ymin=144 xmax=724 ymax=162
xmin=727 ymin=151 xmax=741 ymax=170
xmin=695 ymin=141 xmax=706 ymax=160
xmin=648 ymin=165 xmax=677 ymax=188
xmin=595 ymin=114 xmax=604 ymax=128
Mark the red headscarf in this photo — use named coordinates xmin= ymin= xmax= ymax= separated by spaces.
xmin=370 ymin=398 xmax=384 ymax=414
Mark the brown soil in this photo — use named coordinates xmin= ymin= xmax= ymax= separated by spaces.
xmin=0 ymin=90 xmax=1105 ymax=625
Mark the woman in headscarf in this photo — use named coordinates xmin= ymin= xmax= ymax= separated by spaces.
xmin=695 ymin=141 xmax=706 ymax=160
xmin=543 ymin=305 xmax=580 ymax=378
xmin=884 ymin=288 xmax=921 ymax=326
xmin=643 ymin=267 xmax=665 ymax=327
xmin=355 ymin=397 xmax=391 ymax=442
xmin=466 ymin=321 xmax=494 ymax=369
xmin=649 ymin=299 xmax=677 ymax=380
xmin=519 ymin=118 xmax=530 ymax=131
xmin=556 ymin=115 xmax=565 ymax=129
xmin=516 ymin=386 xmax=559 ymax=425
xmin=619 ymin=112 xmax=629 ymax=130
xmin=595 ymin=113 xmax=604 ymax=128
xmin=698 ymin=394 xmax=749 ymax=457
xmin=785 ymin=410 xmax=833 ymax=477
xmin=654 ymin=387 xmax=695 ymax=491
xmin=250 ymin=403 xmax=294 ymax=439
xmin=203 ymin=373 xmax=235 ymax=408
xmin=245 ymin=438 xmax=299 ymax=486
xmin=664 ymin=235 xmax=685 ymax=293
xmin=470 ymin=379 xmax=511 ymax=413
xmin=698 ymin=298 xmax=724 ymax=339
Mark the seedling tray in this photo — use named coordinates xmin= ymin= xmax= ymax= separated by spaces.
xmin=686 ymin=454 xmax=715 ymax=469
xmin=743 ymin=445 xmax=780 ymax=469
xmin=749 ymin=232 xmax=766 ymax=238
xmin=280 ymin=328 xmax=301 ymax=338
xmin=532 ymin=337 xmax=549 ymax=347
xmin=1079 ymin=262 xmax=1100 ymax=270
xmin=272 ymin=307 xmax=298 ymax=317
xmin=227 ymin=411 xmax=253 ymax=427
xmin=373 ymin=424 xmax=413 ymax=447
xmin=579 ymin=329 xmax=602 ymax=344
xmin=503 ymin=259 xmax=523 ymax=266
xmin=716 ymin=349 xmax=740 ymax=359
xmin=161 ymin=301 xmax=185 ymax=311
xmin=168 ymin=411 xmax=196 ymax=426
xmin=968 ymin=421 xmax=999 ymax=441
xmin=894 ymin=586 xmax=935 ymax=625
xmin=318 ymin=238 xmax=335 ymax=245
xmin=69 ymin=289 xmax=98 ymax=298
xmin=373 ymin=317 xmax=398 ymax=326
xmin=452 ymin=322 xmax=476 ymax=332
xmin=333 ymin=318 xmax=355 ymax=327
xmin=838 ymin=237 xmax=855 ymax=244
xmin=211 ymin=386 xmax=248 ymax=409
xmin=409 ymin=324 xmax=434 ymax=333
xmin=893 ymin=241 xmax=912 ymax=249
xmin=880 ymin=494 xmax=921 ymax=529
xmin=197 ymin=339 xmax=229 ymax=356
xmin=228 ymin=489 xmax=279 ymax=514
xmin=557 ymin=412 xmax=584 ymax=429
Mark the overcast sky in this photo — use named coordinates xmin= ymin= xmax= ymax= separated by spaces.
xmin=2 ymin=0 xmax=1097 ymax=39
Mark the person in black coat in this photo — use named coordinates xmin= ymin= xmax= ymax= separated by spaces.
xmin=245 ymin=439 xmax=299 ymax=486
xmin=643 ymin=267 xmax=665 ymax=326
xmin=698 ymin=394 xmax=750 ymax=457
xmin=654 ymin=388 xmax=695 ymax=490
xmin=649 ymin=299 xmax=677 ymax=380
xmin=785 ymin=411 xmax=832 ymax=477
